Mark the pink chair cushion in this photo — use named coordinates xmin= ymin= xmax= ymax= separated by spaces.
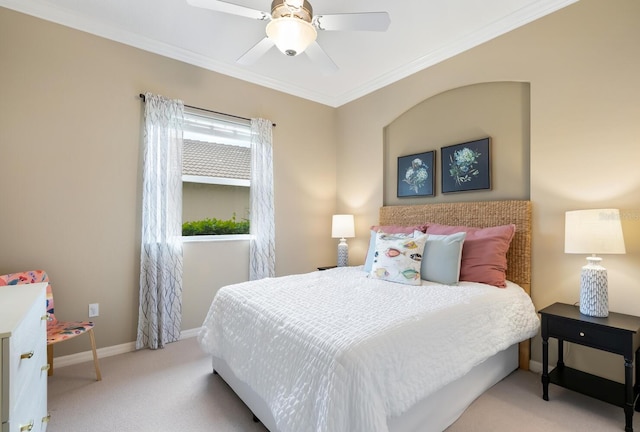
xmin=47 ymin=321 xmax=95 ymax=344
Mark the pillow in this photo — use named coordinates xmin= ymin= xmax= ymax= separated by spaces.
xmin=421 ymin=232 xmax=466 ymax=285
xmin=363 ymin=230 xmax=378 ymax=272
xmin=426 ymin=223 xmax=516 ymax=288
xmin=370 ymin=224 xmax=428 ymax=234
xmin=364 ymin=224 xmax=428 ymax=272
xmin=369 ymin=232 xmax=428 ymax=285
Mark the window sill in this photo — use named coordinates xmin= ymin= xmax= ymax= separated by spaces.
xmin=182 ymin=234 xmax=253 ymax=243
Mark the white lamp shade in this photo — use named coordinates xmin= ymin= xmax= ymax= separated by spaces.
xmin=565 ymin=209 xmax=626 ymax=254
xmin=331 ymin=214 xmax=355 ymax=238
xmin=266 ymin=17 xmax=317 ymax=56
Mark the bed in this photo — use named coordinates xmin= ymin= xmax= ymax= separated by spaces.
xmin=198 ymin=200 xmax=539 ymax=432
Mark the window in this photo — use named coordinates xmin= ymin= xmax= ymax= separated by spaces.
xmin=182 ymin=107 xmax=251 ymax=237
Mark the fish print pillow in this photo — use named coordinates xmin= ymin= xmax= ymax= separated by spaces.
xmin=369 ymin=231 xmax=428 ymax=285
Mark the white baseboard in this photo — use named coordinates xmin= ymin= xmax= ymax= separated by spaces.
xmin=528 ymin=360 xmax=555 ymax=374
xmin=53 ymin=328 xmax=201 ymax=369
xmin=180 ymin=327 xmax=200 ymax=339
xmin=529 ymin=360 xmax=542 ymax=373
xmin=53 ymin=341 xmax=135 ymax=370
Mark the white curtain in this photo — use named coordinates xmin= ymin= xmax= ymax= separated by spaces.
xmin=137 ymin=92 xmax=184 ymax=350
xmin=249 ymin=118 xmax=275 ymax=280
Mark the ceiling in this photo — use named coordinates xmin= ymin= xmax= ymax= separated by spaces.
xmin=1 ymin=0 xmax=576 ymax=107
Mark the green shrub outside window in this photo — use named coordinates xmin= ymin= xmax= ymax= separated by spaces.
xmin=182 ymin=215 xmax=249 ymax=236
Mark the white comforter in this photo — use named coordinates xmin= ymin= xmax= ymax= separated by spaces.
xmin=198 ymin=266 xmax=539 ymax=432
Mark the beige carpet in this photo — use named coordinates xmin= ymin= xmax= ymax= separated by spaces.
xmin=48 ymin=337 xmax=638 ymax=431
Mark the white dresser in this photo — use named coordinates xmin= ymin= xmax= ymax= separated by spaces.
xmin=0 ymin=282 xmax=49 ymax=432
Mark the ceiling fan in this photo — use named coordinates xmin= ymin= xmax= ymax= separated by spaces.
xmin=186 ymin=0 xmax=391 ymax=73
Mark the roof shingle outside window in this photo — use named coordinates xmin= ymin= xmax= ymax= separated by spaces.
xmin=183 ymin=139 xmax=250 ymax=180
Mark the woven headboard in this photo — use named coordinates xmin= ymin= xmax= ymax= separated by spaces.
xmin=379 ymin=200 xmax=532 ymax=295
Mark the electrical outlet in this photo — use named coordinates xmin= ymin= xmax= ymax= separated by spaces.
xmin=89 ymin=303 xmax=99 ymax=318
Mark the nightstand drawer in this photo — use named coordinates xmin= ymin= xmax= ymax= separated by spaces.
xmin=547 ymin=315 xmax=628 ymax=354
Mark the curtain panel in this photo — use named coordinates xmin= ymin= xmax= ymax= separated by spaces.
xmin=249 ymin=118 xmax=275 ymax=280
xmin=137 ymin=92 xmax=184 ymax=350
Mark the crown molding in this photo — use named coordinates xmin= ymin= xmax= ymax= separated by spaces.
xmin=1 ymin=0 xmax=578 ymax=108
xmin=334 ymin=0 xmax=579 ymax=106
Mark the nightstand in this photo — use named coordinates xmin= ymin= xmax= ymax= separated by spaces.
xmin=540 ymin=302 xmax=640 ymax=432
xmin=317 ymin=266 xmax=337 ymax=271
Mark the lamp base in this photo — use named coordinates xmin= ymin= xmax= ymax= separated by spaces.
xmin=337 ymin=238 xmax=349 ymax=267
xmin=579 ymin=259 xmax=608 ymax=317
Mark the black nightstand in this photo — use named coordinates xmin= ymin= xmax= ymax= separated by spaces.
xmin=540 ymin=302 xmax=640 ymax=432
xmin=317 ymin=266 xmax=337 ymax=271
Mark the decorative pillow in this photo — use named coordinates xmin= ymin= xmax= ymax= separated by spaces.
xmin=421 ymin=232 xmax=466 ymax=285
xmin=426 ymin=223 xmax=516 ymax=288
xmin=364 ymin=225 xmax=428 ymax=272
xmin=370 ymin=224 xmax=429 ymax=234
xmin=370 ymin=232 xmax=428 ymax=285
xmin=363 ymin=230 xmax=378 ymax=272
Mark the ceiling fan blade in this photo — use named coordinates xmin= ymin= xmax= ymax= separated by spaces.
xmin=186 ymin=0 xmax=270 ymax=21
xmin=237 ymin=37 xmax=275 ymax=65
xmin=313 ymin=12 xmax=390 ymax=32
xmin=304 ymin=42 xmax=338 ymax=75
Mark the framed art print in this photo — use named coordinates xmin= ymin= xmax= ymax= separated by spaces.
xmin=441 ymin=137 xmax=491 ymax=193
xmin=397 ymin=150 xmax=435 ymax=198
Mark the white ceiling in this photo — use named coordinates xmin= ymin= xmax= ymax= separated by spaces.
xmin=1 ymin=0 xmax=576 ymax=107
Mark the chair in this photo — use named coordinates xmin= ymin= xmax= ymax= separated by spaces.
xmin=0 ymin=270 xmax=102 ymax=381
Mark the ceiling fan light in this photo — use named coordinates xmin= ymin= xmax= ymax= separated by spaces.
xmin=266 ymin=17 xmax=317 ymax=57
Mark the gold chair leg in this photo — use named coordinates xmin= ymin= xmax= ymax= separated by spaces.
xmin=47 ymin=344 xmax=53 ymax=376
xmin=89 ymin=328 xmax=102 ymax=381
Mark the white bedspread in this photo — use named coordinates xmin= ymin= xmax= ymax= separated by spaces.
xmin=198 ymin=266 xmax=539 ymax=432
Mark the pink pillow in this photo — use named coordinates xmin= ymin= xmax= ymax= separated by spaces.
xmin=426 ymin=223 xmax=516 ymax=288
xmin=370 ymin=224 xmax=428 ymax=234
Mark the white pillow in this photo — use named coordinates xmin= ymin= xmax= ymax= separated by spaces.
xmin=421 ymin=232 xmax=466 ymax=285
xmin=370 ymin=232 xmax=428 ymax=285
xmin=363 ymin=230 xmax=378 ymax=272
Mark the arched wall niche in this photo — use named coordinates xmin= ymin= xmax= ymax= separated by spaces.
xmin=383 ymin=81 xmax=531 ymax=205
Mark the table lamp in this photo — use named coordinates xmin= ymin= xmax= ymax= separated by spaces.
xmin=331 ymin=214 xmax=355 ymax=267
xmin=564 ymin=209 xmax=626 ymax=317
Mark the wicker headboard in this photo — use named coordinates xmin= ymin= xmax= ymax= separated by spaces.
xmin=380 ymin=200 xmax=533 ymax=369
xmin=379 ymin=200 xmax=532 ymax=295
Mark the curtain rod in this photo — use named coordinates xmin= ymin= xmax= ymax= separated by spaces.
xmin=138 ymin=93 xmax=275 ymax=127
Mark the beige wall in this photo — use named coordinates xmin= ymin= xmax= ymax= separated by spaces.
xmin=336 ymin=0 xmax=640 ymax=381
xmin=0 ymin=8 xmax=337 ymax=356
xmin=384 ymin=81 xmax=530 ymax=205
xmin=1 ymin=0 xmax=639 ymax=382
